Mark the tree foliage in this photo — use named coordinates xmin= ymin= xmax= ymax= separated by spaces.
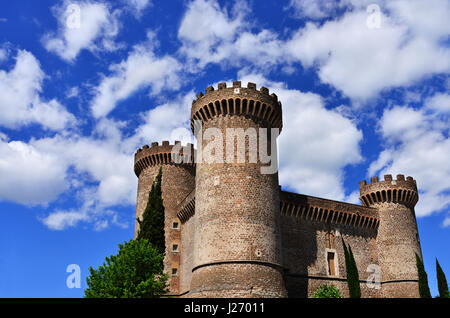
xmin=436 ymin=258 xmax=449 ymax=298
xmin=84 ymin=239 xmax=168 ymax=298
xmin=342 ymin=238 xmax=361 ymax=298
xmin=416 ymin=253 xmax=431 ymax=298
xmin=312 ymin=284 xmax=342 ymax=298
xmin=136 ymin=167 xmax=165 ymax=255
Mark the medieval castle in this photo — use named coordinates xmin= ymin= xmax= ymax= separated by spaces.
xmin=133 ymin=81 xmax=423 ymax=298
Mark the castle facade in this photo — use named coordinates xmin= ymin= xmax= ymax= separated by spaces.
xmin=133 ymin=81 xmax=423 ymax=298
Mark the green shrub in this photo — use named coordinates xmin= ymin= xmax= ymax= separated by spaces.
xmin=312 ymin=284 xmax=342 ymax=298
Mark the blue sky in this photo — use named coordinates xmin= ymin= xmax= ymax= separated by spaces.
xmin=0 ymin=0 xmax=448 ymax=297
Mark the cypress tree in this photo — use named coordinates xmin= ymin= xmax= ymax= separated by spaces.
xmin=342 ymin=238 xmax=361 ymax=298
xmin=415 ymin=253 xmax=431 ymax=298
xmin=136 ymin=167 xmax=165 ymax=255
xmin=348 ymin=245 xmax=361 ymax=298
xmin=436 ymin=258 xmax=449 ymax=298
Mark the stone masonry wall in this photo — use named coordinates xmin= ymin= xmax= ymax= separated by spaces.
xmin=280 ymin=192 xmax=380 ymax=297
xmin=134 ymin=142 xmax=195 ymax=295
xmin=188 ymin=82 xmax=286 ymax=297
xmin=360 ymin=175 xmax=422 ymax=298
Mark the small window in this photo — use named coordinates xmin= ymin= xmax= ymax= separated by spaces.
xmin=327 ymin=252 xmax=336 ymax=276
xmin=172 ymin=244 xmax=179 ymax=252
xmin=172 ymin=268 xmax=178 ymax=276
xmin=173 ymin=222 xmax=179 ymax=229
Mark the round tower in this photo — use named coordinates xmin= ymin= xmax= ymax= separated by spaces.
xmin=188 ymin=81 xmax=287 ymax=297
xmin=359 ymin=174 xmax=422 ymax=297
xmin=134 ymin=141 xmax=195 ymax=294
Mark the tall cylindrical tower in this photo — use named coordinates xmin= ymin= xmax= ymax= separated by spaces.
xmin=359 ymin=174 xmax=422 ymax=298
xmin=134 ymin=141 xmax=195 ymax=294
xmin=188 ymin=81 xmax=287 ymax=297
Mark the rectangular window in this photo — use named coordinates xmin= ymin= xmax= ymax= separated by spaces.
xmin=327 ymin=252 xmax=336 ymax=276
xmin=172 ymin=268 xmax=178 ymax=276
xmin=173 ymin=222 xmax=179 ymax=229
xmin=172 ymin=244 xmax=179 ymax=252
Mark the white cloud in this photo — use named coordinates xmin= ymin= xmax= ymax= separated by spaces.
xmin=0 ymin=83 xmax=198 ymax=231
xmin=32 ymin=132 xmax=137 ymax=207
xmin=285 ymin=1 xmax=450 ymax=101
xmin=0 ymin=138 xmax=68 ymax=205
xmin=41 ymin=210 xmax=89 ymax=230
xmin=122 ymin=0 xmax=152 ymax=18
xmin=425 ymin=93 xmax=450 ymax=114
xmin=90 ymin=32 xmax=182 ymax=118
xmin=178 ymin=0 xmax=449 ymax=101
xmin=178 ymin=0 xmax=287 ymax=70
xmin=0 ymin=49 xmax=75 ymax=130
xmin=238 ymin=72 xmax=363 ymax=200
xmin=286 ymin=0 xmax=341 ymax=19
xmin=66 ymin=86 xmax=79 ymax=99
xmin=444 ymin=217 xmax=450 ymax=227
xmin=128 ymin=91 xmax=195 ymax=146
xmin=368 ymin=97 xmax=450 ymax=217
xmin=43 ymin=1 xmax=121 ymax=62
xmin=179 ymin=0 xmax=241 ymax=44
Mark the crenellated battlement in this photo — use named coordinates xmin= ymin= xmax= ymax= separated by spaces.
xmin=134 ymin=141 xmax=195 ymax=177
xmin=190 ymin=81 xmax=283 ymax=133
xmin=359 ymin=174 xmax=418 ymax=208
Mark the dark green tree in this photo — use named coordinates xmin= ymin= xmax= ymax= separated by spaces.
xmin=342 ymin=238 xmax=361 ymax=298
xmin=312 ymin=284 xmax=342 ymax=298
xmin=84 ymin=239 xmax=168 ymax=298
xmin=436 ymin=258 xmax=449 ymax=298
xmin=416 ymin=253 xmax=431 ymax=298
xmin=136 ymin=167 xmax=165 ymax=255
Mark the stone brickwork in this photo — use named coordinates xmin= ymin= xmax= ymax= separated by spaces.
xmin=133 ymin=81 xmax=423 ymax=298
xmin=134 ymin=141 xmax=195 ymax=295
xmin=280 ymin=192 xmax=380 ymax=298
xmin=359 ymin=175 xmax=421 ymax=298
xmin=188 ymin=81 xmax=286 ymax=297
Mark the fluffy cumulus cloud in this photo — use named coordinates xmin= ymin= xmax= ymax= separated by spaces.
xmin=178 ymin=0 xmax=284 ymax=69
xmin=122 ymin=0 xmax=152 ymax=18
xmin=0 ymin=49 xmax=75 ymax=130
xmin=43 ymin=0 xmax=121 ymax=62
xmin=129 ymin=91 xmax=195 ymax=145
xmin=286 ymin=0 xmax=342 ymax=19
xmin=0 ymin=136 xmax=68 ymax=205
xmin=178 ymin=0 xmax=450 ymax=101
xmin=285 ymin=0 xmax=450 ymax=101
xmin=238 ymin=73 xmax=363 ymax=201
xmin=7 ymin=88 xmax=194 ymax=231
xmin=368 ymin=93 xmax=450 ymax=220
xmin=90 ymin=32 xmax=182 ymax=118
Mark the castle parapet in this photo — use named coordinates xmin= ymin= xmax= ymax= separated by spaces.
xmin=134 ymin=141 xmax=195 ymax=177
xmin=359 ymin=174 xmax=418 ymax=208
xmin=190 ymin=81 xmax=283 ymax=133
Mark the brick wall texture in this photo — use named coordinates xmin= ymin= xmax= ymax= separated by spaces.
xmin=134 ymin=81 xmax=423 ymax=298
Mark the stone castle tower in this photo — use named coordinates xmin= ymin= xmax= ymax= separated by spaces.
xmin=134 ymin=81 xmax=423 ymax=298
